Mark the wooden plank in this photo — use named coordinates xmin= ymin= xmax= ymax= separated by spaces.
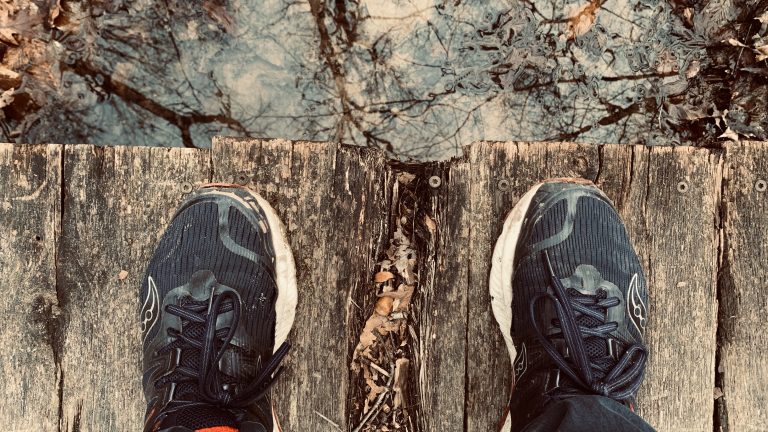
xmin=0 ymin=144 xmax=61 ymax=431
xmin=719 ymin=141 xmax=768 ymax=431
xmin=57 ymin=146 xmax=211 ymax=431
xmin=212 ymin=138 xmax=393 ymax=431
xmin=412 ymin=160 xmax=471 ymax=431
xmin=596 ymin=145 xmax=720 ymax=431
xmin=465 ymin=142 xmax=600 ymax=432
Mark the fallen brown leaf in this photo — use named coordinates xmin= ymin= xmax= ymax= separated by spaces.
xmin=374 ymin=271 xmax=395 ymax=283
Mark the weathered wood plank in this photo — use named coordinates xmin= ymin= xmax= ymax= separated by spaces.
xmin=58 ymin=146 xmax=211 ymax=431
xmin=410 ymin=161 xmax=471 ymax=432
xmin=0 ymin=144 xmax=61 ymax=431
xmin=720 ymin=142 xmax=768 ymax=431
xmin=465 ymin=142 xmax=600 ymax=432
xmin=212 ymin=138 xmax=393 ymax=431
xmin=597 ymin=146 xmax=721 ymax=431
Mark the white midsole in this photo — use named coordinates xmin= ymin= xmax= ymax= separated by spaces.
xmin=252 ymin=193 xmax=298 ymax=353
xmin=241 ymin=191 xmax=297 ymax=432
xmin=488 ymin=182 xmax=545 ymax=432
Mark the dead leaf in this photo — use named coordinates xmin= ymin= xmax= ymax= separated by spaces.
xmin=565 ymin=0 xmax=602 ymax=40
xmin=719 ymin=127 xmax=740 ymax=142
xmin=374 ymin=271 xmax=394 ymax=283
xmin=714 ymin=387 xmax=724 ymax=399
xmin=118 ymin=270 xmax=129 ymax=280
xmin=0 ymin=28 xmax=17 ymax=46
xmin=365 ymin=377 xmax=386 ymax=402
xmin=397 ymin=172 xmax=415 ymax=184
xmin=685 ymin=60 xmax=700 ymax=79
xmin=380 ymin=284 xmax=415 ymax=311
xmin=757 ymin=10 xmax=768 ymax=24
xmin=356 ymin=314 xmax=387 ymax=354
xmin=0 ymin=88 xmax=14 ymax=109
xmin=374 ymin=297 xmax=393 ymax=316
xmin=48 ymin=0 xmax=61 ymax=26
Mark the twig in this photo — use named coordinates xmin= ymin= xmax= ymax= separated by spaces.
xmin=352 ymin=364 xmax=396 ymax=432
xmin=313 ymin=410 xmax=342 ymax=431
xmin=368 ymin=360 xmax=391 ymax=377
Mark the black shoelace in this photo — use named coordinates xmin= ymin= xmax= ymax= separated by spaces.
xmin=529 ymin=250 xmax=647 ymax=401
xmin=155 ymin=289 xmax=289 ymax=409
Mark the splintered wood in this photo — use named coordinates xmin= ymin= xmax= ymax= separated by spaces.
xmin=351 ymin=177 xmax=418 ymax=432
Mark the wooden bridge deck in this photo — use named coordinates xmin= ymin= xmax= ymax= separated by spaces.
xmin=1 ymin=139 xmax=766 ymax=432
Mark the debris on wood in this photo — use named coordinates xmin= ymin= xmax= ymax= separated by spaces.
xmin=350 ymin=172 xmax=428 ymax=431
xmin=714 ymin=387 xmax=724 ymax=400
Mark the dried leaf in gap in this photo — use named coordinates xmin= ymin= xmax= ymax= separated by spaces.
xmin=374 ymin=271 xmax=395 ymax=283
xmin=713 ymin=387 xmax=724 ymax=399
xmin=48 ymin=0 xmax=61 ymax=25
xmin=366 ymin=377 xmax=386 ymax=402
xmin=719 ymin=127 xmax=740 ymax=142
xmin=685 ymin=60 xmax=700 ymax=79
xmin=0 ymin=28 xmax=17 ymax=46
xmin=376 ymin=320 xmax=401 ymax=336
xmin=381 ymin=284 xmax=415 ymax=311
xmin=0 ymin=88 xmax=14 ymax=109
xmin=355 ymin=314 xmax=388 ymax=359
xmin=375 ymin=296 xmax=394 ymax=316
xmin=397 ymin=172 xmax=416 ymax=185
xmin=118 ymin=270 xmax=129 ymax=280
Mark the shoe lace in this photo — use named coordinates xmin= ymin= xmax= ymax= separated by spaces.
xmin=155 ymin=289 xmax=290 ymax=410
xmin=529 ymin=250 xmax=647 ymax=401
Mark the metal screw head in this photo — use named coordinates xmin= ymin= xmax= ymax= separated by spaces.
xmin=677 ymin=181 xmax=689 ymax=193
xmin=180 ymin=182 xmax=193 ymax=194
xmin=498 ymin=178 xmax=511 ymax=191
xmin=756 ymin=179 xmax=767 ymax=192
xmin=428 ymin=176 xmax=442 ymax=188
xmin=235 ymin=174 xmax=250 ymax=185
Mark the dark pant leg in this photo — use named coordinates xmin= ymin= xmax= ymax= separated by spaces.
xmin=521 ymin=395 xmax=656 ymax=432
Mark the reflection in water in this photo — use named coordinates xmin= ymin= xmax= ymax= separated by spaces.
xmin=2 ymin=0 xmax=767 ymax=158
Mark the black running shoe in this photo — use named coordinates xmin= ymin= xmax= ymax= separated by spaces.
xmin=140 ymin=185 xmax=297 ymax=432
xmin=489 ymin=179 xmax=649 ymax=432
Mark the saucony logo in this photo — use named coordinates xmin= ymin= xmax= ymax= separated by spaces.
xmin=513 ymin=342 xmax=528 ymax=379
xmin=140 ymin=276 xmax=160 ymax=343
xmin=627 ymin=273 xmax=647 ymax=334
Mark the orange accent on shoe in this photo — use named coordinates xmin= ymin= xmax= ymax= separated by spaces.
xmin=195 ymin=427 xmax=239 ymax=432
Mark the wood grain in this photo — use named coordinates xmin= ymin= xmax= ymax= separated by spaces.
xmin=0 ymin=144 xmax=61 ymax=432
xmin=0 ymin=140 xmax=754 ymax=431
xmin=597 ymin=145 xmax=721 ymax=431
xmin=412 ymin=160 xmax=471 ymax=432
xmin=719 ymin=141 xmax=768 ymax=432
xmin=57 ymin=146 xmax=211 ymax=431
xmin=212 ymin=138 xmax=392 ymax=432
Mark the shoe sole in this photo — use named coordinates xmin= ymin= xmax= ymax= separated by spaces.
xmin=199 ymin=183 xmax=297 ymax=432
xmin=488 ymin=177 xmax=595 ymax=432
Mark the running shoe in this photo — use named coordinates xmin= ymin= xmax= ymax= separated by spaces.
xmin=140 ymin=185 xmax=297 ymax=432
xmin=489 ymin=179 xmax=649 ymax=432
